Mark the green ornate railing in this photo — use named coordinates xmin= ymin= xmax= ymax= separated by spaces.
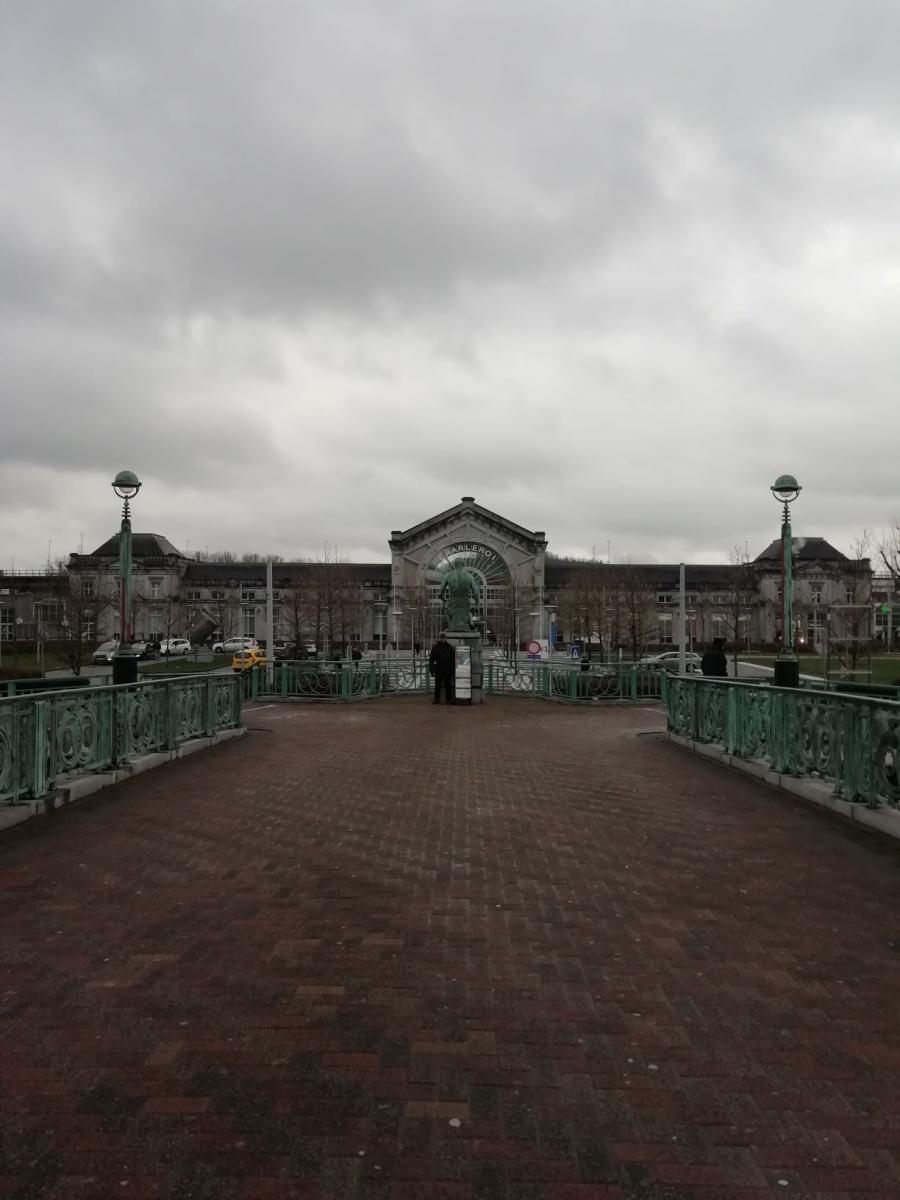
xmin=0 ymin=675 xmax=242 ymax=806
xmin=667 ymin=676 xmax=900 ymax=810
xmin=243 ymin=660 xmax=666 ymax=702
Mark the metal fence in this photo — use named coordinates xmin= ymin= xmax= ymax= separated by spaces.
xmin=242 ymin=660 xmax=667 ymax=702
xmin=667 ymin=675 xmax=900 ymax=810
xmin=0 ymin=674 xmax=242 ymax=806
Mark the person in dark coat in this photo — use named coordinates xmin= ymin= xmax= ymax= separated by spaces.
xmin=701 ymin=637 xmax=728 ymax=677
xmin=428 ymin=635 xmax=455 ymax=704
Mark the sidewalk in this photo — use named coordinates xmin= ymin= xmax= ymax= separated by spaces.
xmin=2 ymin=697 xmax=900 ymax=1199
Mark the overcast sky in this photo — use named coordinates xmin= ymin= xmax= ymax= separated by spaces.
xmin=3 ymin=0 xmax=899 ymax=570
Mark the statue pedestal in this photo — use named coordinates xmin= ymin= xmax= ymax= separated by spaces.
xmin=444 ymin=630 xmax=483 ymax=705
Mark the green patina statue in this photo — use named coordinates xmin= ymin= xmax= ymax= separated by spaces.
xmin=441 ymin=565 xmax=480 ymax=631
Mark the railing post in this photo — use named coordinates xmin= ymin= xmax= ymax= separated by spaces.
xmin=33 ymin=699 xmax=47 ymax=797
xmin=630 ymin=666 xmax=638 ymax=700
xmin=771 ymin=689 xmax=788 ymax=774
xmin=726 ymin=685 xmax=738 ymax=755
xmin=660 ymin=671 xmax=668 ymax=705
xmin=857 ymin=703 xmax=875 ymax=806
xmin=166 ymin=680 xmax=177 ymax=751
xmin=205 ymin=675 xmax=214 ymax=737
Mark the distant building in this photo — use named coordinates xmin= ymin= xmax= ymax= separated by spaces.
xmin=0 ymin=499 xmax=882 ymax=656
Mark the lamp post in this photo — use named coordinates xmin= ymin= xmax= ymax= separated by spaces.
xmin=112 ymin=470 xmax=142 ymax=685
xmin=771 ymin=473 xmax=801 ymax=688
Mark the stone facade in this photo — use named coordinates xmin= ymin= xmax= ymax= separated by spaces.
xmin=0 ymin=499 xmax=883 ymax=655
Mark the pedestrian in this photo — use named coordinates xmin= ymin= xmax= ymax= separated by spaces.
xmin=701 ymin=637 xmax=728 ymax=677
xmin=428 ymin=635 xmax=455 ymax=705
xmin=413 ymin=641 xmax=421 ymax=657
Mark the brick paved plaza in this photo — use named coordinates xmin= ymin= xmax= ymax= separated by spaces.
xmin=3 ymin=697 xmax=900 ymax=1200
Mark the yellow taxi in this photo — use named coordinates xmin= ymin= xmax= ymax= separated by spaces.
xmin=232 ymin=647 xmax=267 ymax=672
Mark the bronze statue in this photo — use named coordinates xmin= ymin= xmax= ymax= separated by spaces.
xmin=441 ymin=565 xmax=480 ymax=631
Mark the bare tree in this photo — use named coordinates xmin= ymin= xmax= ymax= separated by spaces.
xmin=300 ymin=561 xmax=364 ymax=658
xmin=45 ymin=565 xmax=116 ymax=675
xmin=878 ymin=517 xmax=900 ymax=584
xmin=726 ymin=546 xmax=758 ymax=673
xmin=840 ymin=533 xmax=873 ymax=670
xmin=612 ymin=566 xmax=655 ymax=661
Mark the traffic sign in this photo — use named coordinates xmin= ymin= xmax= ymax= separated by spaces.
xmin=526 ymin=639 xmax=541 ymax=655
xmin=569 ymin=645 xmax=581 ymax=659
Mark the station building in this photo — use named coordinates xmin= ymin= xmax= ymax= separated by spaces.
xmin=1 ymin=496 xmax=880 ymax=656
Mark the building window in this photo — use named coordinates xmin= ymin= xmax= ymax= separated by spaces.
xmin=82 ymin=579 xmax=95 ymax=599
xmin=210 ymin=590 xmax=225 ymax=600
xmin=186 ymin=590 xmax=201 ymax=601
xmin=150 ymin=580 xmax=161 ymax=600
xmin=657 ymin=592 xmax=674 ymax=605
xmin=242 ymin=589 xmax=257 ymax=601
xmin=0 ymin=607 xmax=14 ymax=642
xmin=712 ymin=612 xmax=728 ymax=638
xmin=658 ymin=614 xmax=673 ymax=644
xmin=809 ymin=584 xmax=823 ymax=604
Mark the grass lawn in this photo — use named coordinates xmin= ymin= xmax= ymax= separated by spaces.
xmin=140 ymin=656 xmax=230 ymax=676
xmin=741 ymin=654 xmax=900 ymax=685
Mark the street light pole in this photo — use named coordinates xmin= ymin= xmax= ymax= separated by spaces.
xmin=112 ymin=470 xmax=142 ymax=686
xmin=771 ymin=474 xmax=802 ymax=688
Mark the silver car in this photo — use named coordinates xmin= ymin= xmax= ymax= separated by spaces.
xmin=640 ymin=651 xmax=703 ymax=674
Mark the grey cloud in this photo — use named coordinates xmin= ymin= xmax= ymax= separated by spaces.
xmin=2 ymin=0 xmax=900 ymax=569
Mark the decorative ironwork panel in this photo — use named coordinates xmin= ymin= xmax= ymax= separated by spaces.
xmin=211 ymin=676 xmax=241 ymax=728
xmin=1 ymin=674 xmax=242 ymax=805
xmin=869 ymin=705 xmax=900 ymax=809
xmin=0 ymin=699 xmax=37 ymax=803
xmin=667 ymin=677 xmax=695 ymax=736
xmin=697 ymin=682 xmax=728 ymax=743
xmin=117 ymin=683 xmax=167 ymax=760
xmin=734 ymin=687 xmax=771 ymax=759
xmin=50 ymin=690 xmax=110 ymax=783
xmin=785 ymin=692 xmax=837 ymax=782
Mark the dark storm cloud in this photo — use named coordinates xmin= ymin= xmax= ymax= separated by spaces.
xmin=2 ymin=0 xmax=900 ymax=566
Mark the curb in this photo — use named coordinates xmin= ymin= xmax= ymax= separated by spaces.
xmin=0 ymin=727 xmax=247 ymax=835
xmin=667 ymin=731 xmax=900 ymax=843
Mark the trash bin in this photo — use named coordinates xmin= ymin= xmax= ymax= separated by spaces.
xmin=112 ymin=654 xmax=139 ymax=685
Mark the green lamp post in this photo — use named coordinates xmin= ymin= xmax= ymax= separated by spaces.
xmin=112 ymin=470 xmax=142 ymax=685
xmin=771 ymin=474 xmax=801 ymax=688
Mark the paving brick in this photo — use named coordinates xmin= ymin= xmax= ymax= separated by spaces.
xmin=3 ymin=697 xmax=900 ymax=1199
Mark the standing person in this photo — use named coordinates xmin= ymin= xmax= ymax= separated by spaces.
xmin=428 ymin=635 xmax=455 ymax=705
xmin=701 ymin=637 xmax=728 ymax=677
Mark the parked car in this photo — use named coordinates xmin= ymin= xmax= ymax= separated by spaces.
xmin=639 ymin=651 xmax=702 ymax=674
xmin=91 ymin=639 xmax=121 ymax=665
xmin=129 ymin=641 xmax=157 ymax=660
xmin=232 ymin=647 xmax=266 ymax=672
xmin=159 ymin=637 xmax=192 ymax=657
xmin=212 ymin=636 xmax=258 ymax=654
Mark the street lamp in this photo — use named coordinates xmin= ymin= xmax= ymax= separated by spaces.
xmin=771 ymin=473 xmax=801 ymax=687
xmin=112 ymin=470 xmax=142 ymax=684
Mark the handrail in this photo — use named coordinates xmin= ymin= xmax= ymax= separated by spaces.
xmin=666 ymin=675 xmax=900 ymax=810
xmin=0 ymin=673 xmax=242 ymax=805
